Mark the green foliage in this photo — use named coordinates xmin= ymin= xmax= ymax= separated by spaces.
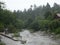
xmin=0 ymin=2 xmax=60 ymax=34
xmin=7 ymin=24 xmax=17 ymax=33
xmin=55 ymin=27 xmax=60 ymax=34
xmin=24 ymin=18 xmax=33 ymax=28
xmin=38 ymin=20 xmax=50 ymax=28
xmin=29 ymin=20 xmax=40 ymax=31
xmin=48 ymin=19 xmax=60 ymax=32
xmin=0 ymin=2 xmax=23 ymax=33
xmin=13 ymin=33 xmax=20 ymax=37
xmin=0 ymin=42 xmax=5 ymax=45
xmin=14 ymin=19 xmax=24 ymax=29
xmin=0 ymin=22 xmax=4 ymax=32
xmin=44 ymin=11 xmax=52 ymax=20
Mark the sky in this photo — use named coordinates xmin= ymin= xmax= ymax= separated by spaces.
xmin=0 ymin=0 xmax=60 ymax=11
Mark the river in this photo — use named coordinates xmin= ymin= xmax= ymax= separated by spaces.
xmin=1 ymin=30 xmax=59 ymax=45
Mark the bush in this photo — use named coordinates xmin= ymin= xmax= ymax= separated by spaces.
xmin=29 ymin=21 xmax=40 ymax=31
xmin=38 ymin=20 xmax=50 ymax=29
xmin=8 ymin=24 xmax=18 ymax=33
xmin=0 ymin=23 xmax=4 ymax=32
xmin=54 ymin=27 xmax=60 ymax=34
xmin=48 ymin=19 xmax=60 ymax=32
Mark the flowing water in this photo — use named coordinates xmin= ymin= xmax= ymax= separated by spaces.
xmin=1 ymin=30 xmax=59 ymax=45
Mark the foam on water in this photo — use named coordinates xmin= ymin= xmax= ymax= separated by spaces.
xmin=1 ymin=30 xmax=59 ymax=45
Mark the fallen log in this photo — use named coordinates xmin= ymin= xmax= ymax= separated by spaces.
xmin=0 ymin=34 xmax=26 ymax=44
xmin=0 ymin=34 xmax=19 ymax=41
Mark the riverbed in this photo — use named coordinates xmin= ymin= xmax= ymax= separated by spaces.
xmin=1 ymin=30 xmax=60 ymax=45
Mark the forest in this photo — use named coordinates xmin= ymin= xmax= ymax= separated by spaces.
xmin=0 ymin=1 xmax=60 ymax=45
xmin=0 ymin=2 xmax=60 ymax=34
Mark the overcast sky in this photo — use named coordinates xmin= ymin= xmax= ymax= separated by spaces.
xmin=0 ymin=0 xmax=60 ymax=11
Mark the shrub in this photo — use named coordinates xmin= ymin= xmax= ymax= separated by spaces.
xmin=54 ymin=27 xmax=60 ymax=34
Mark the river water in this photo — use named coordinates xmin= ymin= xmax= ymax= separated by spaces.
xmin=1 ymin=30 xmax=59 ymax=45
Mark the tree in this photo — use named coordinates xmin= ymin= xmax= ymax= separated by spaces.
xmin=29 ymin=20 xmax=40 ymax=31
xmin=34 ymin=4 xmax=37 ymax=9
xmin=46 ymin=3 xmax=51 ymax=11
xmin=44 ymin=11 xmax=52 ymax=20
xmin=52 ymin=3 xmax=60 ymax=13
xmin=0 ymin=2 xmax=4 ymax=10
xmin=24 ymin=18 xmax=33 ymax=28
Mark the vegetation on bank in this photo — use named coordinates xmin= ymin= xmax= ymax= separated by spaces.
xmin=0 ymin=2 xmax=60 ymax=35
xmin=0 ymin=42 xmax=5 ymax=45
